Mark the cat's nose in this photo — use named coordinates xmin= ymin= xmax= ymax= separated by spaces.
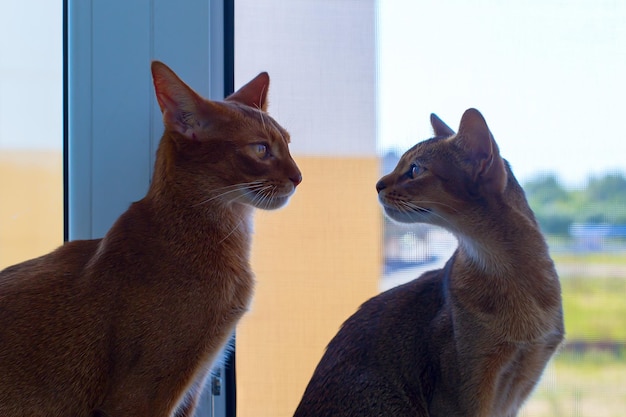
xmin=290 ymin=172 xmax=302 ymax=187
xmin=376 ymin=180 xmax=387 ymax=193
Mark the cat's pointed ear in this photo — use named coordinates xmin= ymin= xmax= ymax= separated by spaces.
xmin=430 ymin=113 xmax=455 ymax=137
xmin=151 ymin=61 xmax=208 ymax=140
xmin=226 ymin=72 xmax=270 ymax=111
xmin=456 ymin=108 xmax=507 ymax=193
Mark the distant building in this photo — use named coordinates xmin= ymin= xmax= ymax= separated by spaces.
xmin=570 ymin=223 xmax=626 ymax=250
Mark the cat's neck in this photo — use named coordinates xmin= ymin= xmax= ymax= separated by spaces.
xmin=135 ymin=133 xmax=255 ymax=254
xmin=453 ymin=185 xmax=555 ymax=278
xmin=447 ymin=183 xmax=562 ymax=342
xmin=149 ymin=194 xmax=253 ymax=247
xmin=145 ymin=188 xmax=253 ymax=254
xmin=149 ymin=134 xmax=252 ymax=218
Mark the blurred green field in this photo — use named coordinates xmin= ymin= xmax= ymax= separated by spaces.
xmin=555 ymin=251 xmax=626 ymax=341
xmin=552 ymin=251 xmax=626 ymax=266
xmin=561 ymin=275 xmax=626 ymax=340
xmin=522 ymin=351 xmax=626 ymax=417
xmin=521 ymin=250 xmax=626 ymax=417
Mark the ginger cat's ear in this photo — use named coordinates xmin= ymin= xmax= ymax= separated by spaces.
xmin=456 ymin=108 xmax=507 ymax=193
xmin=226 ymin=72 xmax=270 ymax=111
xmin=430 ymin=113 xmax=455 ymax=137
xmin=152 ymin=61 xmax=210 ymax=140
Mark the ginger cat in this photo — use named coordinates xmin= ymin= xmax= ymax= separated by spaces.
xmin=294 ymin=109 xmax=563 ymax=417
xmin=0 ymin=61 xmax=301 ymax=417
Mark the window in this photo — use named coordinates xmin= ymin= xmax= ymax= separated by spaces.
xmin=6 ymin=1 xmax=624 ymax=416
xmin=65 ymin=0 xmax=233 ymax=415
xmin=376 ymin=3 xmax=626 ymax=416
xmin=0 ymin=2 xmax=63 ymax=271
xmin=234 ymin=1 xmax=379 ymax=415
xmin=234 ymin=1 xmax=626 ymax=416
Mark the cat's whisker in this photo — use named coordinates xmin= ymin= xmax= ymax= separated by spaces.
xmin=415 ymin=200 xmax=461 ymax=214
xmin=255 ymin=84 xmax=268 ymax=112
xmin=240 ymin=182 xmax=273 ymax=199
xmin=227 ymin=182 xmax=275 ymax=209
xmin=257 ymin=193 xmax=269 ymax=208
xmin=217 ymin=218 xmax=245 ymax=244
xmin=259 ymin=110 xmax=268 ymax=133
xmin=211 ymin=181 xmax=264 ymax=193
xmin=393 ymin=200 xmax=450 ymax=228
xmin=192 ymin=187 xmax=246 ymax=207
xmin=254 ymin=103 xmax=290 ymax=147
xmin=254 ymin=98 xmax=271 ymax=137
xmin=402 ymin=201 xmax=456 ymax=228
xmin=255 ymin=185 xmax=276 ymax=208
xmin=213 ymin=180 xmax=265 ymax=191
xmin=428 ymin=212 xmax=456 ymax=229
xmin=191 ymin=181 xmax=267 ymax=207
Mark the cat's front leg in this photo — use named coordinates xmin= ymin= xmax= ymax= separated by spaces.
xmin=172 ymin=373 xmax=211 ymax=417
xmin=172 ymin=391 xmax=200 ymax=417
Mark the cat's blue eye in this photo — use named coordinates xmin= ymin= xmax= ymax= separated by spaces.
xmin=251 ymin=143 xmax=270 ymax=159
xmin=408 ymin=163 xmax=421 ymax=179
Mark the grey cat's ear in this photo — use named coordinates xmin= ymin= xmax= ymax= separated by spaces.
xmin=456 ymin=108 xmax=493 ymax=159
xmin=226 ymin=72 xmax=270 ymax=112
xmin=456 ymin=108 xmax=507 ymax=193
xmin=430 ymin=113 xmax=455 ymax=137
xmin=151 ymin=60 xmax=209 ymax=140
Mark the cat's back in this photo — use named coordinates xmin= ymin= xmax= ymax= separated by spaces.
xmin=0 ymin=238 xmax=106 ymax=338
xmin=0 ymin=239 xmax=101 ymax=293
xmin=294 ymin=266 xmax=450 ymax=417
xmin=0 ymin=238 xmax=110 ymax=416
xmin=329 ymin=267 xmax=446 ymax=364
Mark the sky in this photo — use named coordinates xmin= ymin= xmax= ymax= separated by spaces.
xmin=377 ymin=0 xmax=626 ymax=187
xmin=0 ymin=1 xmax=63 ymax=152
xmin=1 ymin=0 xmax=625 ymax=188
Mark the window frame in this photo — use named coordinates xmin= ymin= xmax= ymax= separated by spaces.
xmin=63 ymin=0 xmax=235 ymax=415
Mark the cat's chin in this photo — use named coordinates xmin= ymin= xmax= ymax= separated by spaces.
xmin=247 ymin=194 xmax=295 ymax=210
xmin=238 ymin=186 xmax=296 ymax=210
xmin=383 ymin=206 xmax=431 ymax=224
xmin=253 ymin=196 xmax=292 ymax=210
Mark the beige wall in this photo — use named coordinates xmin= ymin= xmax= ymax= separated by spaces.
xmin=0 ymin=151 xmax=63 ymax=270
xmin=238 ymin=155 xmax=381 ymax=417
xmin=233 ymin=1 xmax=379 ymax=412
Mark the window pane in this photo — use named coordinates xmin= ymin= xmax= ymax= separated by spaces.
xmin=234 ymin=1 xmax=378 ymax=416
xmin=0 ymin=1 xmax=63 ymax=270
xmin=377 ymin=2 xmax=626 ymax=416
xmin=235 ymin=1 xmax=626 ymax=417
